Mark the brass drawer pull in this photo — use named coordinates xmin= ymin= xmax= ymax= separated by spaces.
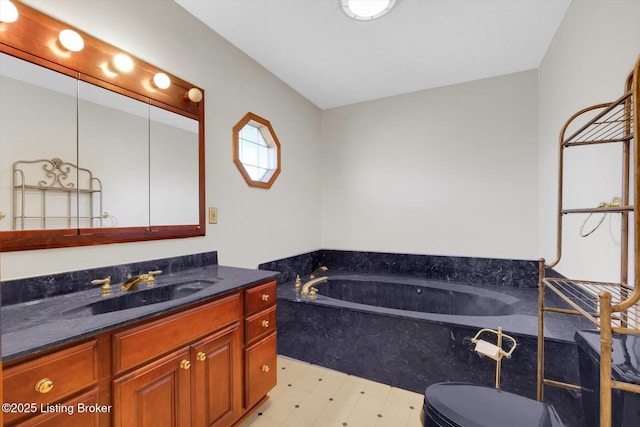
xmin=35 ymin=378 xmax=54 ymax=394
xmin=261 ymin=294 xmax=270 ymax=302
xmin=180 ymin=359 xmax=191 ymax=370
xmin=261 ymin=364 xmax=270 ymax=373
xmin=196 ymin=352 xmax=207 ymax=362
xmin=261 ymin=320 xmax=270 ymax=328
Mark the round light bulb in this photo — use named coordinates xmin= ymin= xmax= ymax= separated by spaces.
xmin=342 ymin=0 xmax=396 ymax=20
xmin=153 ymin=72 xmax=171 ymax=89
xmin=0 ymin=0 xmax=19 ymax=23
xmin=113 ymin=54 xmax=133 ymax=72
xmin=187 ymin=88 xmax=203 ymax=103
xmin=59 ymin=29 xmax=84 ymax=52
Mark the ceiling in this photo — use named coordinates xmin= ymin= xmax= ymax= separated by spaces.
xmin=175 ymin=0 xmax=572 ymax=110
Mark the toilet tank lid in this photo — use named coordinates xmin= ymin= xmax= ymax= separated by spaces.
xmin=575 ymin=330 xmax=640 ymax=384
xmin=424 ymin=382 xmax=565 ymax=427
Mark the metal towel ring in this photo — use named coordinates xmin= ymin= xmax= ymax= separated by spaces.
xmin=579 ymin=197 xmax=621 ymax=237
xmin=580 ymin=210 xmax=607 ymax=237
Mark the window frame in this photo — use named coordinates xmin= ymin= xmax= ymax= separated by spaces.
xmin=232 ymin=112 xmax=281 ymax=189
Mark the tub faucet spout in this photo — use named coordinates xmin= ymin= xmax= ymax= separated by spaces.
xmin=310 ymin=266 xmax=328 ymax=278
xmin=300 ymin=276 xmax=328 ymax=297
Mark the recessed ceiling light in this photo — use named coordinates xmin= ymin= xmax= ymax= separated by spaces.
xmin=341 ymin=0 xmax=396 ymax=21
xmin=0 ymin=0 xmax=18 ymax=23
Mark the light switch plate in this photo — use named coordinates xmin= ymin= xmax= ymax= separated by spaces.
xmin=208 ymin=207 xmax=218 ymax=224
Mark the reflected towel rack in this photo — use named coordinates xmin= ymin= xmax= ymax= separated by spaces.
xmin=12 ymin=157 xmax=103 ymax=230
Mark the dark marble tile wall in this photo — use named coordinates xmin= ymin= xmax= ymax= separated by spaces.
xmin=260 ymin=249 xmax=539 ymax=288
xmin=1 ymin=251 xmax=218 ymax=306
xmin=258 ymin=251 xmax=322 ymax=285
xmin=277 ymin=299 xmax=584 ymax=427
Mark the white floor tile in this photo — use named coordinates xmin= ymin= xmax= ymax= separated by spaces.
xmin=283 ymin=407 xmax=319 ymax=427
xmin=253 ymin=356 xmax=427 ymax=427
xmin=347 ymin=407 xmax=383 ymax=427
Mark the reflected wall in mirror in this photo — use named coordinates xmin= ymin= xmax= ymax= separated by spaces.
xmin=0 ymin=54 xmax=78 ymax=231
xmin=0 ymin=1 xmax=205 ymax=251
xmin=149 ymin=107 xmax=200 ymax=227
xmin=78 ymin=81 xmax=150 ymax=229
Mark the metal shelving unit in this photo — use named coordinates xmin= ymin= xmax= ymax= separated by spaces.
xmin=537 ymin=56 xmax=640 ymax=427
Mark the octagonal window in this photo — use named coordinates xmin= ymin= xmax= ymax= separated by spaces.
xmin=233 ymin=112 xmax=281 ymax=189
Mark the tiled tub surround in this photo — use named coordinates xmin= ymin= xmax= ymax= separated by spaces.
xmin=259 ymin=249 xmax=540 ymax=288
xmin=1 ymin=251 xmax=278 ymax=361
xmin=262 ymin=251 xmax=592 ymax=427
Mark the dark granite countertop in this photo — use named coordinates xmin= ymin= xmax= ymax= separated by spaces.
xmin=1 ymin=265 xmax=278 ymax=362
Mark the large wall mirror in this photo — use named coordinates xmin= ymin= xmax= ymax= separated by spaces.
xmin=0 ymin=1 xmax=205 ymax=251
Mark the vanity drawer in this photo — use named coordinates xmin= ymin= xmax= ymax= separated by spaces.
xmin=245 ymin=280 xmax=276 ymax=315
xmin=112 ymin=292 xmax=240 ymax=375
xmin=15 ymin=388 xmax=100 ymax=427
xmin=245 ymin=305 xmax=277 ymax=345
xmin=245 ymin=333 xmax=277 ymax=408
xmin=3 ymin=340 xmax=98 ymax=424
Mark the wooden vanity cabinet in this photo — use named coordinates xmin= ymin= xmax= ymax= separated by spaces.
xmin=243 ymin=281 xmax=277 ymax=410
xmin=2 ymin=279 xmax=277 ymax=427
xmin=112 ymin=293 xmax=242 ymax=427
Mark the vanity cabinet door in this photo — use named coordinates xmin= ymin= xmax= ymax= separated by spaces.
xmin=113 ymin=349 xmax=191 ymax=427
xmin=191 ymin=324 xmax=242 ymax=427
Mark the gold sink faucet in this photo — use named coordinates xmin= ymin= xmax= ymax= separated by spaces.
xmin=146 ymin=270 xmax=163 ymax=285
xmin=91 ymin=276 xmax=111 ymax=297
xmin=120 ymin=274 xmax=147 ymax=292
xmin=120 ymin=270 xmax=162 ymax=292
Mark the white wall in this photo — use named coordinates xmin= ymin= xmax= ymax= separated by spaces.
xmin=538 ymin=0 xmax=640 ymax=282
xmin=4 ymin=0 xmax=639 ymax=283
xmin=1 ymin=0 xmax=322 ymax=279
xmin=320 ymin=71 xmax=539 ymax=260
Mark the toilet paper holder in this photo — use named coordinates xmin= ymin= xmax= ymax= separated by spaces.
xmin=471 ymin=327 xmax=517 ymax=389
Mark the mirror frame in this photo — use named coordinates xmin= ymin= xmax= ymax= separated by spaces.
xmin=0 ymin=1 xmax=205 ymax=251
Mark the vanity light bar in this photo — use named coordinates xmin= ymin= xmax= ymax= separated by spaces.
xmin=0 ymin=0 xmax=18 ymax=23
xmin=153 ymin=72 xmax=171 ymax=89
xmin=0 ymin=1 xmax=203 ymax=115
xmin=58 ymin=29 xmax=84 ymax=52
xmin=113 ymin=53 xmax=133 ymax=72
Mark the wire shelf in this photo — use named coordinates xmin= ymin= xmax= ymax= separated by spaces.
xmin=543 ymin=277 xmax=640 ymax=332
xmin=563 ymin=91 xmax=634 ymax=147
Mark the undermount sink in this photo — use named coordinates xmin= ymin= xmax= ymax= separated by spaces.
xmin=63 ymin=280 xmax=216 ymax=318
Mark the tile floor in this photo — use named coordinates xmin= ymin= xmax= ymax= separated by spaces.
xmin=239 ymin=356 xmax=424 ymax=427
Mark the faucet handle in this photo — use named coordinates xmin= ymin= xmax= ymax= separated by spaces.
xmin=294 ymin=275 xmax=301 ymax=290
xmin=91 ymin=276 xmax=111 ymax=297
xmin=146 ymin=270 xmax=163 ymax=285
